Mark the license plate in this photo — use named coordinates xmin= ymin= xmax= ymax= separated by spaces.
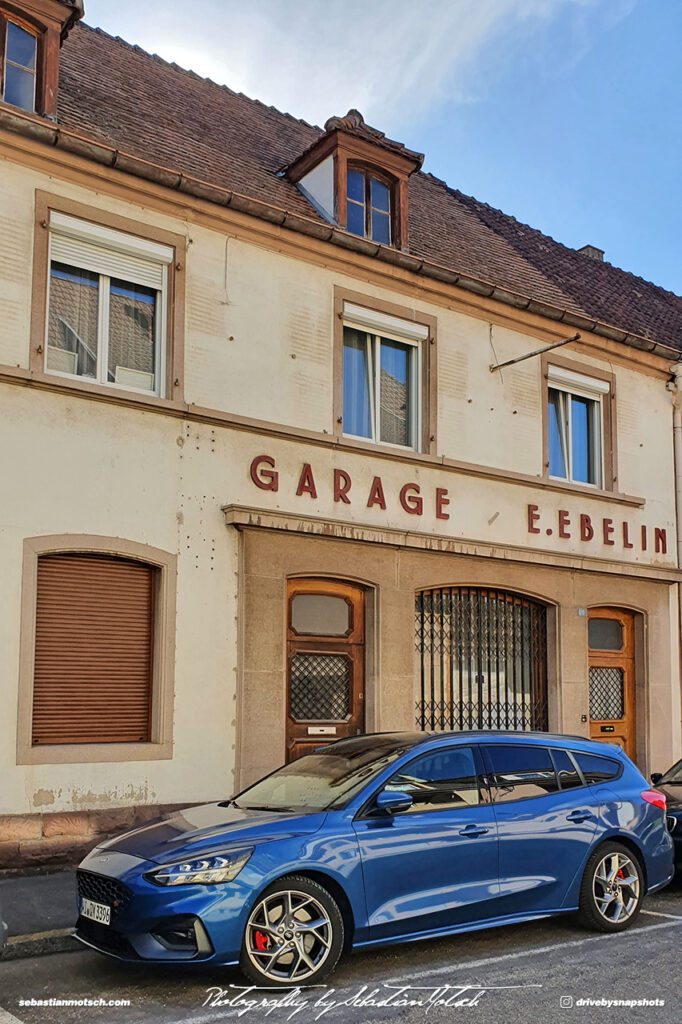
xmin=80 ymin=897 xmax=111 ymax=925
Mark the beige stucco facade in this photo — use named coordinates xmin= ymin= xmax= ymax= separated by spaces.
xmin=1 ymin=134 xmax=681 ymax=855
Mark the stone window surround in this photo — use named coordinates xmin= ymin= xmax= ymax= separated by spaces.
xmin=333 ymin=285 xmax=438 ymax=457
xmin=30 ymin=189 xmax=186 ymax=406
xmin=16 ymin=534 xmax=177 ymax=765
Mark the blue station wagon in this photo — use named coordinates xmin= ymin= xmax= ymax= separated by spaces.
xmin=76 ymin=731 xmax=674 ymax=985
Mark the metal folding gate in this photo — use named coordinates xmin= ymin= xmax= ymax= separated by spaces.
xmin=415 ymin=587 xmax=548 ymax=732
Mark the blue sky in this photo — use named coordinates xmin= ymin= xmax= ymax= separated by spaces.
xmin=84 ymin=0 xmax=682 ymax=294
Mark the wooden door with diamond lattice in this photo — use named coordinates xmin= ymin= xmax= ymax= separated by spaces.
xmin=286 ymin=579 xmax=365 ymax=762
xmin=588 ymin=607 xmax=635 ymax=761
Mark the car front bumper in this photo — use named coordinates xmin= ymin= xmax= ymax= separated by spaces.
xmin=74 ymin=848 xmax=250 ymax=966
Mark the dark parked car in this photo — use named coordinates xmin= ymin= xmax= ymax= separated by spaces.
xmin=0 ymin=889 xmax=7 ymax=956
xmin=75 ymin=731 xmax=674 ymax=986
xmin=652 ymin=758 xmax=682 ymax=868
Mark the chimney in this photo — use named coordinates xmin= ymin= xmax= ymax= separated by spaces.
xmin=578 ymin=244 xmax=604 ymax=262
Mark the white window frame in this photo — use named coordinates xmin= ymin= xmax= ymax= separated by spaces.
xmin=342 ymin=304 xmax=426 ymax=451
xmin=45 ymin=213 xmax=173 ymax=398
xmin=547 ymin=364 xmax=609 ymax=488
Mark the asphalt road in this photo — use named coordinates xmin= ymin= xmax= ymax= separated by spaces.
xmin=1 ymin=880 xmax=680 ymax=1024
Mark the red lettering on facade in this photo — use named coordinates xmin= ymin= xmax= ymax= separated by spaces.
xmin=367 ymin=477 xmax=387 ymax=510
xmin=399 ymin=483 xmax=423 ymax=515
xmin=245 ymin=467 xmax=665 ymax=557
xmin=603 ymin=518 xmax=614 ymax=545
xmin=435 ymin=487 xmax=450 ymax=521
xmin=528 ymin=504 xmax=541 ymax=534
xmin=558 ymin=510 xmax=571 ymax=538
xmin=250 ymin=454 xmax=278 ymax=491
xmin=333 ymin=469 xmax=351 ymax=504
xmin=296 ymin=463 xmax=317 ymax=498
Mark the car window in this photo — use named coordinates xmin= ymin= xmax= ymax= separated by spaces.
xmin=550 ymin=748 xmax=583 ymax=790
xmin=572 ymin=751 xmax=621 ymax=784
xmin=660 ymin=759 xmax=682 ymax=784
xmin=484 ymin=745 xmax=559 ymax=803
xmin=233 ymin=737 xmax=418 ymax=812
xmin=382 ymin=746 xmax=483 ymax=812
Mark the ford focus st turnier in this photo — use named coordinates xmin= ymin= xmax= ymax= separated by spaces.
xmin=75 ymin=731 xmax=673 ymax=985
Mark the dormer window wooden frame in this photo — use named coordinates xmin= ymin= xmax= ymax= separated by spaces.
xmin=285 ymin=121 xmax=421 ymax=250
xmin=345 ymin=163 xmax=394 ymax=246
xmin=333 ymin=138 xmax=411 ymax=248
xmin=1 ymin=9 xmax=39 ymax=112
xmin=0 ymin=1 xmax=83 ymax=118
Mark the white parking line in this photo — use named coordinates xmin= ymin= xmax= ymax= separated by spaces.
xmin=173 ymin=917 xmax=682 ymax=1024
xmin=383 ymin=916 xmax=682 ymax=984
xmin=0 ymin=1008 xmax=26 ymax=1024
xmin=641 ymin=908 xmax=682 ymax=920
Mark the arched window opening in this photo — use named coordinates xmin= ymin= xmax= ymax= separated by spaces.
xmin=415 ymin=587 xmax=548 ymax=732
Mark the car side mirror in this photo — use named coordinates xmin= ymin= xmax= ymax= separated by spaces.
xmin=374 ymin=790 xmax=412 ymax=815
xmin=650 ymin=772 xmax=663 ymax=786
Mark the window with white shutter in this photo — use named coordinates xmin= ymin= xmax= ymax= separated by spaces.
xmin=45 ymin=213 xmax=173 ymax=396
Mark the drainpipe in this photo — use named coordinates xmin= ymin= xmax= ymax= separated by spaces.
xmin=669 ymin=362 xmax=682 ymax=760
xmin=671 ymin=363 xmax=682 ymax=568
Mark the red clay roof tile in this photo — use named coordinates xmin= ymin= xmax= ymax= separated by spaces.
xmin=55 ymin=24 xmax=682 ymax=351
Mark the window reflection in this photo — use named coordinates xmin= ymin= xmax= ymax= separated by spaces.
xmin=4 ymin=22 xmax=37 ymax=111
xmin=345 ymin=169 xmax=392 ymax=244
xmin=342 ymin=326 xmax=416 ymax=449
xmin=383 ymin=746 xmax=483 ymax=811
xmin=547 ymin=384 xmax=602 ymax=487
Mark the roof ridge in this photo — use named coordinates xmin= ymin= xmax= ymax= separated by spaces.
xmin=432 ymin=174 xmax=682 ymax=305
xmin=79 ymin=22 xmax=323 ymax=136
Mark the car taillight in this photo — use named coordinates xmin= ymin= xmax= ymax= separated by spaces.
xmin=641 ymin=789 xmax=666 ymax=810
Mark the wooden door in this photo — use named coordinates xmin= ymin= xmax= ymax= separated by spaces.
xmin=588 ymin=608 xmax=636 ymax=761
xmin=286 ymin=579 xmax=365 ymax=762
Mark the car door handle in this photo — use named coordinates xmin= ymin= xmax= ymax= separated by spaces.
xmin=566 ymin=809 xmax=594 ymax=823
xmin=458 ymin=824 xmax=490 ymax=838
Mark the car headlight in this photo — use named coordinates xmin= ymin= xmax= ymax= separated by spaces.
xmin=147 ymin=848 xmax=253 ymax=886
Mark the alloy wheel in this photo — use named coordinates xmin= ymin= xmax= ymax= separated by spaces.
xmin=592 ymin=851 xmax=640 ymax=924
xmin=244 ymin=888 xmax=333 ymax=982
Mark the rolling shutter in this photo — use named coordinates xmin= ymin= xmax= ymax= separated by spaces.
xmin=32 ymin=554 xmax=155 ymax=745
xmin=50 ymin=233 xmax=166 ymax=290
xmin=49 ymin=211 xmax=173 ymax=290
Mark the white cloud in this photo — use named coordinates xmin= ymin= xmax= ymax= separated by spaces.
xmin=84 ymin=0 xmax=632 ymax=130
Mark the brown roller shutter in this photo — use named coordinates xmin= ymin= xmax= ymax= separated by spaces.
xmin=32 ymin=554 xmax=155 ymax=745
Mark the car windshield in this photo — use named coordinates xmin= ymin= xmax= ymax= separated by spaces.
xmin=232 ymin=735 xmax=422 ymax=813
xmin=661 ymin=759 xmax=682 ymax=784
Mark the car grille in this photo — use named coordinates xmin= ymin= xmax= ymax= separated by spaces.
xmin=76 ymin=916 xmax=136 ymax=958
xmin=77 ymin=871 xmax=131 ymax=921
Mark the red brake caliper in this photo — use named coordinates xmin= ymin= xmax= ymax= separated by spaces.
xmin=253 ymin=930 xmax=270 ymax=951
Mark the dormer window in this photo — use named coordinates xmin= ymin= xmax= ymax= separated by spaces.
xmin=0 ymin=1 xmax=83 ymax=118
xmin=284 ymin=109 xmax=423 ymax=251
xmin=346 ymin=169 xmax=391 ymax=244
xmin=2 ymin=18 xmax=37 ymax=111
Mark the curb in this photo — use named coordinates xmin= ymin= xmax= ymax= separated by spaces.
xmin=1 ymin=929 xmax=82 ymax=961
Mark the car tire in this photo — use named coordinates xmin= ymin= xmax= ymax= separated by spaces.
xmin=240 ymin=875 xmax=345 ymax=986
xmin=577 ymin=841 xmax=644 ymax=933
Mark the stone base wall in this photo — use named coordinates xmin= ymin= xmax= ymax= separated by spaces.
xmin=0 ymin=804 xmax=191 ymax=871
